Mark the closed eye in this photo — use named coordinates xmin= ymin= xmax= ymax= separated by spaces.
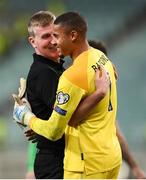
xmin=53 ymin=33 xmax=59 ymax=39
xmin=41 ymin=33 xmax=51 ymax=39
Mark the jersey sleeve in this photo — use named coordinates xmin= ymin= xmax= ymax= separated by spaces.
xmin=29 ymin=75 xmax=86 ymax=141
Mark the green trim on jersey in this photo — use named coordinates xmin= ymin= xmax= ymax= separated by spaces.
xmin=27 ymin=142 xmax=37 ymax=171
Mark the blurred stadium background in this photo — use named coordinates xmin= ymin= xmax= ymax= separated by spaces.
xmin=0 ymin=0 xmax=146 ymax=178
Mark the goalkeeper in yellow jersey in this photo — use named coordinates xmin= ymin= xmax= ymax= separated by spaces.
xmin=13 ymin=12 xmax=122 ymax=179
xmin=25 ymin=39 xmax=146 ymax=179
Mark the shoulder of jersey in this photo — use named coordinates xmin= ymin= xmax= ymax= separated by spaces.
xmin=63 ymin=50 xmax=93 ymax=91
xmin=62 ymin=48 xmax=103 ymax=90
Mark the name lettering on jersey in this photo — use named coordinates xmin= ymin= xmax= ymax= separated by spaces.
xmin=91 ymin=55 xmax=109 ymax=72
xmin=56 ymin=91 xmax=70 ymax=105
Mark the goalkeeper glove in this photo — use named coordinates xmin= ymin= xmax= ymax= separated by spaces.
xmin=13 ymin=94 xmax=34 ymax=125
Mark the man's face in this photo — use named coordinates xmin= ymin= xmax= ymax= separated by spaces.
xmin=52 ymin=24 xmax=72 ymax=57
xmin=29 ymin=23 xmax=60 ymax=61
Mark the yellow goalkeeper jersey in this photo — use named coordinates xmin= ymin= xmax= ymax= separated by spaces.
xmin=29 ymin=47 xmax=122 ymax=174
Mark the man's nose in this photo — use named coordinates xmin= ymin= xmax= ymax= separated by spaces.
xmin=51 ymin=36 xmax=57 ymax=46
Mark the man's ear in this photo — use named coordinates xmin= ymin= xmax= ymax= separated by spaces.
xmin=70 ymin=30 xmax=78 ymax=42
xmin=28 ymin=36 xmax=36 ymax=48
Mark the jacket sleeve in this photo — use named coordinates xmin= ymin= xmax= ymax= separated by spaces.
xmin=29 ymin=75 xmax=86 ymax=141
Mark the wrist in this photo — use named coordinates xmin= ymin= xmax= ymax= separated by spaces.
xmin=95 ymin=88 xmax=106 ymax=100
xmin=23 ymin=112 xmax=35 ymax=125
